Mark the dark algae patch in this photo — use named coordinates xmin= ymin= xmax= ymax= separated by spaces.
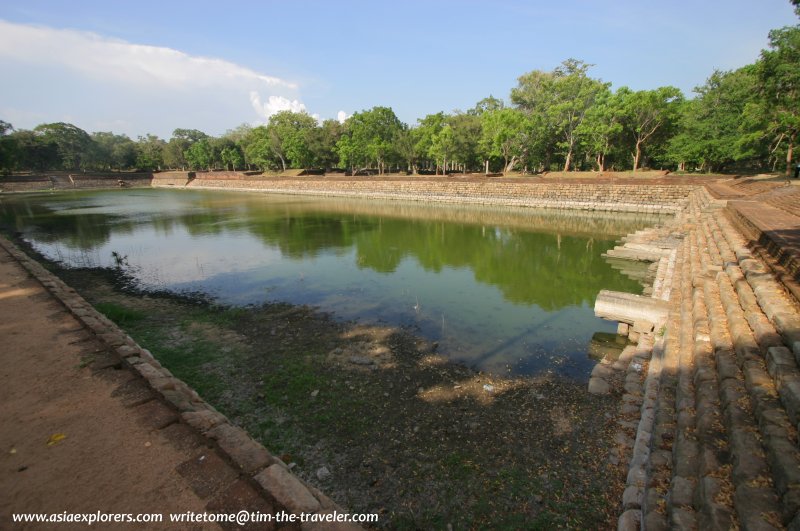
xmin=40 ymin=259 xmax=626 ymax=529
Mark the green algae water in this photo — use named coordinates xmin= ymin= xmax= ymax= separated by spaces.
xmin=0 ymin=188 xmax=663 ymax=379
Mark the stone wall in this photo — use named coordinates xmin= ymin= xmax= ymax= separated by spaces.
xmin=3 ymin=172 xmax=703 ymax=215
xmin=152 ymin=171 xmax=194 ymax=187
xmin=541 ymin=170 xmax=670 ymax=179
xmin=70 ymin=174 xmax=153 ymax=189
xmin=188 ymin=178 xmax=698 ymax=214
xmin=0 ymin=176 xmax=52 ymax=192
xmin=193 ymin=170 xmax=259 ymax=180
xmin=1 ymin=173 xmax=153 ymax=192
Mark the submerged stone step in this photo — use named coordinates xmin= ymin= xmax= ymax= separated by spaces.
xmin=595 ymin=290 xmax=669 ymax=326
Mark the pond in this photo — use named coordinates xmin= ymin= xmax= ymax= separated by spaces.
xmin=0 ymin=188 xmax=664 ymax=379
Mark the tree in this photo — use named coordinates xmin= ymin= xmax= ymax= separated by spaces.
xmin=87 ymin=132 xmax=138 ymax=170
xmin=617 ymin=86 xmax=684 ymax=171
xmin=394 ymin=128 xmax=419 ymax=174
xmin=413 ymin=113 xmax=447 ymax=173
xmin=448 ymin=113 xmax=482 ymax=172
xmin=223 ymin=123 xmax=253 ymax=145
xmin=0 ymin=120 xmax=16 ymax=174
xmin=242 ymin=126 xmax=276 ymax=170
xmin=136 ymin=134 xmax=165 ymax=171
xmin=757 ymin=25 xmax=800 ymax=176
xmin=264 ymin=111 xmax=317 ymax=171
xmin=220 ymin=145 xmax=244 ymax=170
xmin=163 ymin=129 xmax=208 ymax=170
xmin=33 ymin=122 xmax=93 ymax=170
xmin=172 ymin=129 xmax=209 ymax=144
xmin=220 ymin=124 xmax=252 ymax=170
xmin=306 ymin=119 xmax=342 ymax=170
xmin=479 ymin=108 xmax=529 ymax=174
xmin=468 ymin=96 xmax=505 ymax=116
xmin=667 ymin=66 xmax=761 ymax=172
xmin=6 ymin=130 xmax=59 ymax=171
xmin=512 ymin=60 xmax=607 ymax=171
xmin=576 ymin=87 xmax=623 ymax=172
xmin=337 ymin=107 xmax=404 ymax=175
xmin=184 ymin=138 xmax=214 ymax=170
xmin=429 ymin=125 xmax=456 ymax=174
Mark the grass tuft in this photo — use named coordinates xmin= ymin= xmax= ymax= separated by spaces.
xmin=94 ymin=302 xmax=146 ymax=326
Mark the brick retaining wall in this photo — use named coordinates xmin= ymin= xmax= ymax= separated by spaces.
xmin=1 ymin=174 xmax=153 ymax=192
xmin=152 ymin=171 xmax=194 ymax=187
xmin=4 ymin=172 xmax=702 ymax=215
xmin=188 ymin=178 xmax=698 ymax=214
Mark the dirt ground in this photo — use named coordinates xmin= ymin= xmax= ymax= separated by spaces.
xmin=0 ymin=246 xmax=224 ymax=530
xmin=39 ymin=250 xmax=630 ymax=529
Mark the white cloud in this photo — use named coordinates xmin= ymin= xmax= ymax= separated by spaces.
xmin=249 ymin=92 xmax=307 ymax=119
xmin=0 ymin=20 xmax=295 ymax=91
xmin=337 ymin=110 xmax=351 ymax=123
xmin=0 ymin=19 xmax=308 ymax=135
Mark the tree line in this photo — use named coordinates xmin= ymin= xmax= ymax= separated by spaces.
xmin=1 ymin=16 xmax=798 ymax=177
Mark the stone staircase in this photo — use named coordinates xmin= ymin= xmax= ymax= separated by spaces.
xmin=616 ymin=188 xmax=800 ymax=530
xmin=766 ymin=186 xmax=800 ymax=219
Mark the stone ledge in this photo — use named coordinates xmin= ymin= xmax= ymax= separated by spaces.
xmin=254 ymin=464 xmax=321 ymax=514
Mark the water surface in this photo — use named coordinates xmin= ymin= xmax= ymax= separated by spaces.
xmin=0 ymin=189 xmax=664 ymax=379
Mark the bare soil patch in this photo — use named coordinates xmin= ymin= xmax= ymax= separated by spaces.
xmin=0 ymin=248 xmax=218 ymax=530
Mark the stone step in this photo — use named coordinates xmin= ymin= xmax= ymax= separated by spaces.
xmin=595 ymin=290 xmax=670 ymax=327
xmin=668 ymin=231 xmax=699 ymax=529
xmin=693 ymin=276 xmax=735 ymax=530
xmin=703 ymin=204 xmax=800 ymax=527
xmin=716 ymin=214 xmax=800 ymax=357
xmin=682 ymin=226 xmax=731 ymax=528
xmin=705 ymin=214 xmax=738 ymax=268
xmin=707 ymin=265 xmax=781 ymax=529
xmin=714 ymin=215 xmax=800 ymax=422
xmin=718 ymin=270 xmax=799 ymax=526
xmin=640 ymin=246 xmax=685 ymax=530
xmin=616 ymin=187 xmax=800 ymax=530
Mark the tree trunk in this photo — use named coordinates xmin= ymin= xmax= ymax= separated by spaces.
xmin=596 ymin=153 xmax=605 ymax=172
xmin=504 ymin=156 xmax=517 ymax=175
xmin=279 ymin=155 xmax=287 ymax=172
xmin=633 ymin=141 xmax=642 ymax=171
xmin=563 ymin=150 xmax=572 ymax=172
xmin=786 ymin=134 xmax=795 ymax=177
xmin=484 ymin=160 xmax=489 ymax=175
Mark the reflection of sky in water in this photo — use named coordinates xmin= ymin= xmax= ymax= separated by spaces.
xmin=3 ymin=189 xmax=661 ymax=380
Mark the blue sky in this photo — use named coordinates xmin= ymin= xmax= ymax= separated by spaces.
xmin=0 ymin=0 xmax=796 ymax=138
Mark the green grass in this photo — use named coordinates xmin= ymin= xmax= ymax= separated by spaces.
xmin=258 ymin=352 xmax=369 ymax=442
xmin=94 ymin=301 xmax=235 ymax=403
xmin=94 ymin=302 xmax=145 ymax=326
xmin=188 ymin=305 xmax=248 ymax=327
xmin=151 ymin=337 xmax=228 ymax=400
